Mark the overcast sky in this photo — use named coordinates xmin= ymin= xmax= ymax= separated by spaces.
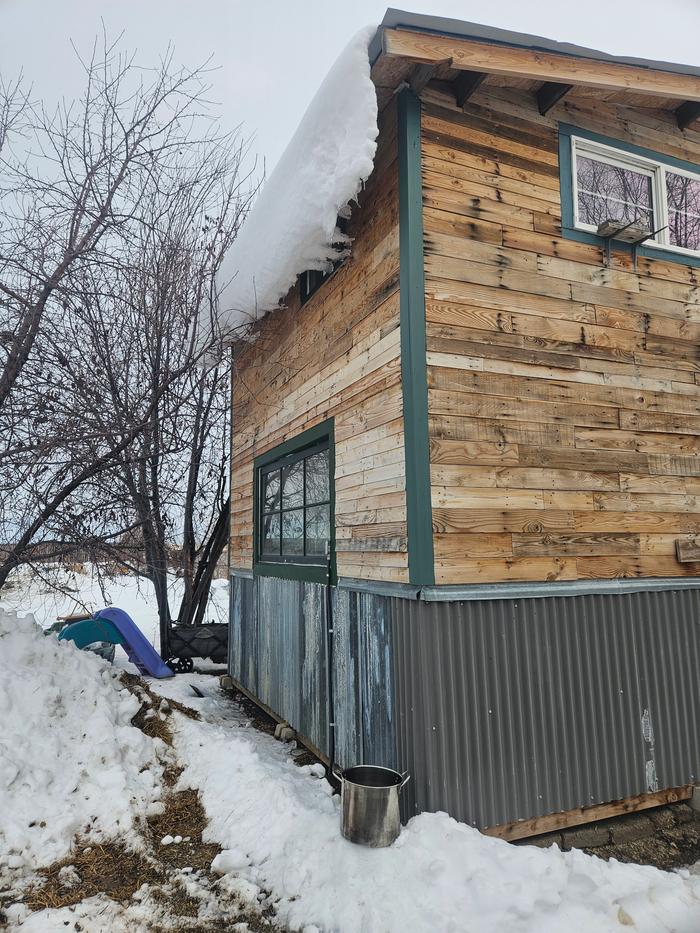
xmin=2 ymin=0 xmax=700 ymax=173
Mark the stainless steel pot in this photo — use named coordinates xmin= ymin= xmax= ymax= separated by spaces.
xmin=340 ymin=765 xmax=410 ymax=848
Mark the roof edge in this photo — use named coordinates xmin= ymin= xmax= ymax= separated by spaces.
xmin=369 ymin=8 xmax=700 ymax=80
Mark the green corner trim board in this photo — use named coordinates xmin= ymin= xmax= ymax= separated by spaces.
xmin=558 ymin=122 xmax=700 ymax=270
xmin=397 ymin=88 xmax=435 ymax=587
xmin=252 ymin=419 xmax=336 ymax=585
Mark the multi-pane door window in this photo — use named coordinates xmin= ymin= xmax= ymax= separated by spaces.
xmin=572 ymin=137 xmax=700 ymax=254
xmin=259 ymin=442 xmax=330 ymax=565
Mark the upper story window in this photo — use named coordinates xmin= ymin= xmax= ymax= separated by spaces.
xmin=299 ymin=269 xmax=329 ymax=304
xmin=299 ymin=215 xmax=350 ymax=305
xmin=572 ymin=136 xmax=700 ymax=255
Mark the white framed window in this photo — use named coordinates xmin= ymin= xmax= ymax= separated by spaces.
xmin=571 ymin=136 xmax=700 ymax=256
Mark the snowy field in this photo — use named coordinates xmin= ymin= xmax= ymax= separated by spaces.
xmin=0 ymin=563 xmax=229 ymax=653
xmin=3 ymin=568 xmax=700 ymax=931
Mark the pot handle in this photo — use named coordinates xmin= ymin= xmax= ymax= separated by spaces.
xmin=400 ymin=771 xmax=411 ymax=789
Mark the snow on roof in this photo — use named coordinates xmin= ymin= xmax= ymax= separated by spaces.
xmin=217 ymin=26 xmax=379 ymax=334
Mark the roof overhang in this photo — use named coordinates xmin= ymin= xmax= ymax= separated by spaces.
xmin=369 ymin=9 xmax=700 ymax=128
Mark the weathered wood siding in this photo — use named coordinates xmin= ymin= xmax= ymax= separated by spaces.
xmin=231 ymin=105 xmax=409 ymax=582
xmin=423 ymin=84 xmax=700 ymax=585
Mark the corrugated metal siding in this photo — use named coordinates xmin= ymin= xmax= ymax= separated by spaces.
xmin=231 ymin=573 xmax=700 ymax=830
xmin=393 ymin=587 xmax=700 ymax=829
xmin=229 ymin=573 xmax=396 ymax=768
xmin=335 ymin=588 xmax=397 ymax=770
xmin=229 ymin=574 xmax=328 ymax=753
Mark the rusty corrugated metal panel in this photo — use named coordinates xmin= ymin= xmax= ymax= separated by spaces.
xmin=393 ymin=587 xmax=700 ymax=829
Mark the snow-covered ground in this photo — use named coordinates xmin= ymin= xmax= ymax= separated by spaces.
xmin=0 ymin=563 xmax=229 ymax=655
xmin=0 ymin=608 xmax=165 ymax=889
xmin=158 ymin=675 xmax=700 ymax=933
xmin=4 ymin=569 xmax=700 ymax=932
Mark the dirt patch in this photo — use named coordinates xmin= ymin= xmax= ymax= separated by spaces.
xmin=227 ymin=686 xmax=324 ymax=772
xmin=230 ymin=688 xmax=277 ymax=737
xmin=13 ymin=676 xmax=288 ymax=931
xmin=147 ymin=788 xmax=220 ymax=873
xmin=119 ymin=671 xmax=201 ymax=748
xmin=120 ymin=671 xmax=201 ymax=719
xmin=290 ymin=748 xmax=319 ymax=768
xmin=24 ymin=841 xmax=163 ymax=912
xmin=583 ymin=805 xmax=700 ymax=871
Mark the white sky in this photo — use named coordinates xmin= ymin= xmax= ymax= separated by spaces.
xmin=2 ymin=0 xmax=700 ymax=173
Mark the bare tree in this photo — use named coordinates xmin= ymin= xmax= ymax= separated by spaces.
xmin=0 ymin=35 xmax=257 ymax=648
xmin=0 ymin=34 xmax=220 ymax=410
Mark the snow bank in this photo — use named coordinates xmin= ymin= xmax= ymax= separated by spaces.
xmin=217 ymin=26 xmax=379 ymax=332
xmin=0 ymin=609 xmax=163 ymax=875
xmin=164 ymin=680 xmax=700 ymax=933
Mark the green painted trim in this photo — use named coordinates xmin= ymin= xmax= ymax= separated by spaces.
xmin=252 ymin=419 xmax=335 ymax=585
xmin=397 ymin=88 xmax=435 ymax=587
xmin=251 ymin=560 xmax=330 ymax=585
xmin=559 ymin=123 xmax=700 ymax=270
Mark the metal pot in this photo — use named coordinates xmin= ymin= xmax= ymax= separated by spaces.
xmin=340 ymin=765 xmax=410 ymax=848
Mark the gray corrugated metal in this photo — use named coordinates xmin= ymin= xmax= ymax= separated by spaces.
xmin=229 ymin=573 xmax=396 ymax=769
xmin=231 ymin=572 xmax=700 ymax=831
xmin=333 ymin=588 xmax=397 ymax=769
xmin=229 ymin=574 xmax=328 ymax=753
xmin=393 ymin=587 xmax=700 ymax=829
xmin=370 ymin=9 xmax=700 ymax=78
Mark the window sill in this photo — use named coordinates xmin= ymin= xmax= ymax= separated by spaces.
xmin=563 ymin=225 xmax=700 ymax=270
xmin=252 ymin=560 xmax=330 ymax=585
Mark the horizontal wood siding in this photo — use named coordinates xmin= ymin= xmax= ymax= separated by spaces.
xmin=423 ymin=84 xmax=700 ymax=585
xmin=231 ymin=105 xmax=409 ymax=582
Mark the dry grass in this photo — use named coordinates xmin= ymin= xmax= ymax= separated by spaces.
xmin=24 ymin=841 xmax=163 ymax=912
xmin=119 ymin=672 xmax=200 ymax=748
xmin=120 ymin=672 xmax=201 ymax=720
xmin=147 ymin=788 xmax=220 ymax=873
xmin=17 ymin=674 xmax=288 ymax=931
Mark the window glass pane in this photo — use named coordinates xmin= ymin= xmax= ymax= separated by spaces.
xmin=576 ymin=154 xmax=653 ymax=230
xmin=261 ymin=513 xmax=280 ymax=555
xmin=666 ymin=171 xmax=700 ymax=251
xmin=305 ymin=450 xmax=329 ymax=505
xmin=282 ymin=509 xmax=304 ymax=555
xmin=263 ymin=469 xmax=281 ymax=512
xmin=282 ymin=462 xmax=303 ymax=509
xmin=306 ymin=504 xmax=330 ymax=557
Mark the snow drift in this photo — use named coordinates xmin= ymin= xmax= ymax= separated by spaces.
xmin=0 ymin=609 xmax=163 ymax=876
xmin=165 ymin=678 xmax=700 ymax=933
xmin=216 ymin=26 xmax=379 ymax=332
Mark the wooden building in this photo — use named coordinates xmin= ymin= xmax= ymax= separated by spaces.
xmin=228 ymin=10 xmax=700 ymax=840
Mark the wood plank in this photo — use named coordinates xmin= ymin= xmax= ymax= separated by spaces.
xmin=484 ymin=785 xmax=692 ymax=842
xmin=435 ymin=556 xmax=578 ymax=584
xmin=429 ymin=388 xmax=620 ymax=428
xmin=434 ymin=533 xmax=512 ymax=559
xmin=576 ymin=556 xmax=700 ymax=577
xmin=336 ymin=536 xmax=407 ymax=553
xmin=512 ymin=532 xmax=640 ymax=557
xmin=430 ymin=438 xmax=519 ymax=466
xmin=382 ymin=28 xmax=700 ymax=100
xmin=432 ymin=508 xmax=575 ymax=534
xmin=430 ymin=413 xmax=576 ymax=448
xmin=676 ymin=538 xmax=700 ymax=563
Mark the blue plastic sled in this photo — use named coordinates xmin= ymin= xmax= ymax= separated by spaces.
xmin=59 ymin=608 xmax=174 ymax=679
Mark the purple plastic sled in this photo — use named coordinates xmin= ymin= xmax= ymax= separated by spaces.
xmin=95 ymin=607 xmax=174 ymax=679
